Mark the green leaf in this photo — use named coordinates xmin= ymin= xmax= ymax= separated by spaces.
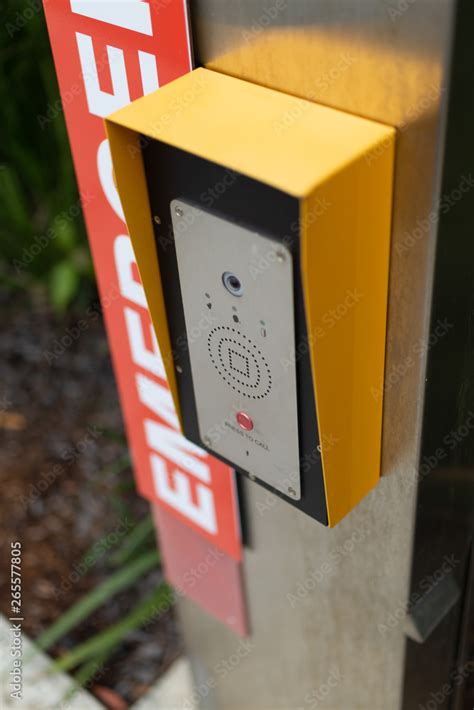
xmin=52 ymin=582 xmax=173 ymax=672
xmin=59 ymin=650 xmax=110 ymax=707
xmin=0 ymin=165 xmax=31 ymax=234
xmin=72 ymin=651 xmax=109 ymax=688
xmin=48 ymin=260 xmax=80 ymax=314
xmin=110 ymin=516 xmax=156 ymax=567
xmin=95 ymin=452 xmax=131 ymax=477
xmin=53 ymin=216 xmax=77 ymax=253
xmin=0 ymin=3 xmax=93 ymax=311
xmin=76 ymin=515 xmax=137 ymax=573
xmin=33 ymin=549 xmax=160 ymax=655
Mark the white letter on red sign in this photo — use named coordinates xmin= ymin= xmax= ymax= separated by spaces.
xmin=136 ymin=373 xmax=179 ymax=430
xmin=126 ymin=308 xmax=166 ymax=380
xmin=71 ymin=0 xmax=153 ymax=35
xmin=145 ymin=420 xmax=211 ymax=484
xmin=149 ymin=455 xmax=217 ymax=534
xmin=76 ymin=33 xmax=130 ymax=117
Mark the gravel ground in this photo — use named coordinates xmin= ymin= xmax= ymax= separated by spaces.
xmin=0 ymin=291 xmax=182 ymax=708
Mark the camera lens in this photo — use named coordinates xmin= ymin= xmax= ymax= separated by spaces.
xmin=222 ymin=271 xmax=243 ymax=297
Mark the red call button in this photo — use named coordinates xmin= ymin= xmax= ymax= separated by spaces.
xmin=236 ymin=411 xmax=254 ymax=431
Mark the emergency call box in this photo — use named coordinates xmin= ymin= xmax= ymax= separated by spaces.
xmin=106 ymin=68 xmax=395 ymax=527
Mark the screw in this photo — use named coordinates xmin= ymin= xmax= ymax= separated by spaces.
xmin=276 ymin=250 xmax=286 ymax=263
xmin=288 ymin=486 xmax=296 ymax=497
xmin=176 ymin=364 xmax=183 ymax=373
xmin=153 ymin=214 xmax=161 ymax=224
xmin=249 ymin=473 xmax=256 ymax=481
xmin=174 ymin=206 xmax=184 ymax=217
xmin=203 ymin=436 xmax=212 ymax=447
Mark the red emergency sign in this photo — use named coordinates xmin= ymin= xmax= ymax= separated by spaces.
xmin=42 ymin=0 xmax=247 ymax=633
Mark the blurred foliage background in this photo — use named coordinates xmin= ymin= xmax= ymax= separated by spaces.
xmin=1 ymin=0 xmax=96 ymax=314
xmin=0 ymin=6 xmax=181 ymax=703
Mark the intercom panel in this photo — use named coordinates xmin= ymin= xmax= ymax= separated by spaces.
xmin=171 ymin=199 xmax=300 ymax=499
xmin=105 ymin=67 xmax=395 ymax=526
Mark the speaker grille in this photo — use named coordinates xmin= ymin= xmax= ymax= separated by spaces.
xmin=207 ymin=326 xmax=272 ymax=399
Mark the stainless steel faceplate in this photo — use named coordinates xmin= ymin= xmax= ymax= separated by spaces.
xmin=171 ymin=199 xmax=300 ymax=499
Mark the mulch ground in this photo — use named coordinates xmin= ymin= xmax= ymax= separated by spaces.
xmin=0 ymin=291 xmax=182 ymax=708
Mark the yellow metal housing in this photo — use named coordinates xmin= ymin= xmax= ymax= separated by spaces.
xmin=105 ymin=67 xmax=395 ymax=526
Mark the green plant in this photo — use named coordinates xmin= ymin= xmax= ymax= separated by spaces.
xmin=0 ymin=1 xmax=95 ymax=313
xmin=54 ymin=583 xmax=173 ymax=673
xmin=33 ymin=515 xmax=173 ymax=702
xmin=35 ymin=547 xmax=161 ymax=654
